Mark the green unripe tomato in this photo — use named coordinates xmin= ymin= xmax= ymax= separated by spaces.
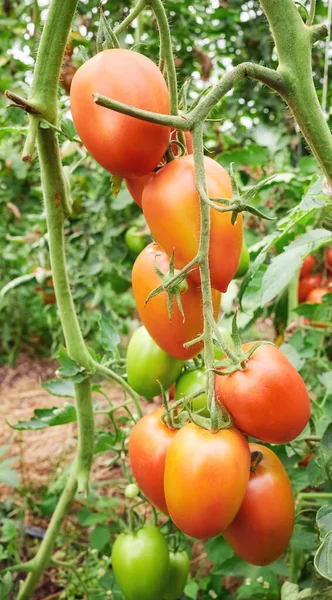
xmin=234 ymin=239 xmax=250 ymax=279
xmin=112 ymin=524 xmax=170 ymax=600
xmin=124 ymin=483 xmax=140 ymax=499
xmin=125 ymin=226 xmax=149 ymax=255
xmin=127 ymin=326 xmax=184 ymax=399
xmin=164 ymin=551 xmax=190 ymax=600
xmin=175 ymin=368 xmax=209 ymax=417
xmin=213 ymin=327 xmax=234 ymax=360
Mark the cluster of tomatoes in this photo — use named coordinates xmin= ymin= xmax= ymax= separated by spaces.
xmin=298 ymin=250 xmax=332 ymax=304
xmin=70 ymin=48 xmax=312 ymax=598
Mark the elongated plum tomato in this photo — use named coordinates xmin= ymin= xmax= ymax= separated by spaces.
xmin=164 ymin=551 xmax=190 ymax=600
xmin=164 ymin=424 xmax=250 ymax=539
xmin=224 ymin=444 xmax=294 ymax=565
xmin=132 ymin=243 xmax=221 ymax=360
xmin=300 ymin=254 xmax=316 ymax=278
xmin=298 ymin=274 xmax=322 ymax=303
xmin=126 ymin=326 xmax=184 ymax=399
xmin=214 ymin=343 xmax=310 ymax=444
xmin=125 ymin=131 xmax=193 ymax=207
xmin=142 ymin=155 xmax=243 ymax=292
xmin=112 ymin=524 xmax=170 ymax=600
xmin=70 ymin=49 xmax=170 ymax=178
xmin=129 ymin=408 xmax=177 ymax=514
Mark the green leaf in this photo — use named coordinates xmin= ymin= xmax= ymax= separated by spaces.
xmin=184 ymin=579 xmax=199 ymax=600
xmin=281 ymin=582 xmax=312 ymax=600
xmin=314 ymin=531 xmax=332 ymax=581
xmin=77 ymin=507 xmax=109 ymax=527
xmin=205 ymin=536 xmax=234 ymax=566
xmin=0 ymin=572 xmax=13 ymax=600
xmin=61 ymin=118 xmax=77 ymax=141
xmin=317 ymin=506 xmax=332 ymax=538
xmin=319 ymin=423 xmax=332 ymax=480
xmin=10 ymin=404 xmax=77 ymax=430
xmin=280 ymin=343 xmax=305 ymax=371
xmin=89 ymin=524 xmax=111 ymax=551
xmin=99 ymin=316 xmax=120 ymax=353
xmin=0 ymin=467 xmax=20 ymax=488
xmin=318 ymin=372 xmax=332 ymax=396
xmin=112 ymin=187 xmax=133 ymax=210
xmin=56 ymin=347 xmax=84 ymax=377
xmin=42 ymin=378 xmax=76 ymax=398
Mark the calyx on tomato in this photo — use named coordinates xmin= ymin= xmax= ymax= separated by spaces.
xmin=145 ymin=250 xmax=189 ymax=320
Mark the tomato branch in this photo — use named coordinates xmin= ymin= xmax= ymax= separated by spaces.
xmin=114 ymin=0 xmax=147 ymax=36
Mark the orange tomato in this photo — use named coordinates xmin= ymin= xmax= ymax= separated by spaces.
xmin=129 ymin=408 xmax=176 ymax=514
xmin=142 ymin=155 xmax=243 ymax=293
xmin=214 ymin=342 xmax=310 ymax=444
xmin=224 ymin=444 xmax=294 ymax=565
xmin=132 ymin=243 xmax=221 ymax=360
xmin=70 ymin=49 xmax=170 ymax=178
xmin=298 ymin=274 xmax=322 ymax=303
xmin=164 ymin=423 xmax=250 ymax=539
xmin=306 ymin=287 xmax=329 ymax=303
xmin=300 ymin=255 xmax=316 ymax=278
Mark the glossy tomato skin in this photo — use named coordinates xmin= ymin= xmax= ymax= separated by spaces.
xmin=215 ymin=343 xmax=310 ymax=444
xmin=234 ymin=239 xmax=250 ymax=279
xmin=175 ymin=368 xmax=209 ymax=417
xmin=126 ymin=327 xmax=184 ymax=399
xmin=164 ymin=551 xmax=190 ymax=600
xmin=298 ymin=274 xmax=322 ymax=303
xmin=224 ymin=444 xmax=294 ymax=566
xmin=70 ymin=49 xmax=170 ymax=178
xmin=164 ymin=424 xmax=250 ymax=539
xmin=129 ymin=408 xmax=177 ymax=513
xmin=300 ymin=255 xmax=316 ymax=278
xmin=142 ymin=156 xmax=243 ymax=293
xmin=306 ymin=287 xmax=329 ymax=303
xmin=112 ymin=524 xmax=170 ymax=600
xmin=125 ymin=173 xmax=152 ymax=208
xmin=132 ymin=243 xmax=221 ymax=360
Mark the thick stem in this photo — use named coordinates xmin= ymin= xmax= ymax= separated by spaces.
xmin=259 ymin=0 xmax=332 ymax=184
xmin=191 ymin=125 xmax=218 ymax=431
xmin=149 ymin=0 xmax=178 ymax=114
xmin=17 ymin=466 xmax=78 ymax=600
xmin=75 ymin=377 xmax=94 ymax=492
xmin=93 ymin=94 xmax=186 ymax=129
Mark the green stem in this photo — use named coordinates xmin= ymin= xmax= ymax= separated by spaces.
xmin=75 ymin=377 xmax=94 ymax=493
xmin=17 ymin=467 xmax=78 ymax=600
xmin=93 ymin=94 xmax=187 ymax=129
xmin=306 ymin=0 xmax=316 ymax=26
xmin=287 ymin=271 xmax=299 ymax=325
xmin=94 ymin=361 xmax=143 ymax=418
xmin=299 ymin=492 xmax=332 ymax=500
xmin=149 ymin=0 xmax=178 ymax=115
xmin=114 ymin=0 xmax=147 ymax=36
xmin=259 ymin=0 xmax=332 ymax=184
xmin=191 ymin=124 xmax=218 ymax=432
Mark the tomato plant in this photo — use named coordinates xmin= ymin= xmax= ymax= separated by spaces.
xmin=70 ymin=49 xmax=170 ymax=178
xmin=132 ymin=243 xmax=221 ymax=359
xmin=174 ymin=368 xmax=209 ymax=416
xmin=300 ymin=255 xmax=316 ymax=278
xmin=164 ymin=423 xmax=250 ymax=539
xmin=142 ymin=155 xmax=243 ymax=292
xmin=214 ymin=343 xmax=310 ymax=443
xmin=164 ymin=551 xmax=190 ymax=600
xmin=129 ymin=408 xmax=177 ymax=514
xmin=326 ymin=248 xmax=332 ymax=272
xmin=224 ymin=444 xmax=294 ymax=566
xmin=111 ymin=524 xmax=170 ymax=600
xmin=298 ymin=274 xmax=323 ymax=303
xmin=126 ymin=326 xmax=184 ymax=399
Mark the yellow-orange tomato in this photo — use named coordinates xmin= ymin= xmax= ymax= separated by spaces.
xmin=129 ymin=408 xmax=176 ymax=514
xmin=142 ymin=155 xmax=243 ymax=293
xmin=70 ymin=49 xmax=170 ymax=178
xmin=224 ymin=444 xmax=294 ymax=565
xmin=164 ymin=424 xmax=250 ymax=539
xmin=132 ymin=243 xmax=221 ymax=360
xmin=215 ymin=343 xmax=310 ymax=444
xmin=306 ymin=287 xmax=329 ymax=303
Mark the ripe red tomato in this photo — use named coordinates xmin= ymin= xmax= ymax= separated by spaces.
xmin=326 ymin=248 xmax=332 ymax=272
xmin=214 ymin=343 xmax=310 ymax=444
xmin=224 ymin=444 xmax=294 ymax=565
xmin=306 ymin=287 xmax=329 ymax=303
xmin=142 ymin=155 xmax=243 ymax=293
xmin=70 ymin=49 xmax=170 ymax=178
xmin=129 ymin=408 xmax=177 ymax=514
xmin=298 ymin=274 xmax=322 ymax=303
xmin=132 ymin=243 xmax=221 ymax=360
xmin=164 ymin=423 xmax=250 ymax=539
xmin=300 ymin=255 xmax=316 ymax=278
xmin=125 ymin=174 xmax=152 ymax=208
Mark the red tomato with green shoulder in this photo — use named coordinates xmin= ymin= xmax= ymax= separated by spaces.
xmin=300 ymin=255 xmax=316 ymax=278
xmin=224 ymin=444 xmax=294 ymax=565
xmin=142 ymin=155 xmax=243 ymax=293
xmin=164 ymin=423 xmax=250 ymax=539
xmin=175 ymin=368 xmax=208 ymax=417
xmin=164 ymin=551 xmax=190 ymax=600
xmin=111 ymin=524 xmax=170 ymax=600
xmin=126 ymin=327 xmax=184 ymax=399
xmin=214 ymin=342 xmax=310 ymax=444
xmin=129 ymin=408 xmax=177 ymax=514
xmin=298 ymin=274 xmax=322 ymax=303
xmin=70 ymin=49 xmax=170 ymax=178
xmin=132 ymin=243 xmax=221 ymax=360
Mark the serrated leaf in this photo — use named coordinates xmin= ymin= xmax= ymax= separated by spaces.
xmin=112 ymin=187 xmax=133 ymax=210
xmin=320 ymin=423 xmax=332 ymax=479
xmin=99 ymin=316 xmax=120 ymax=353
xmin=10 ymin=404 xmax=77 ymax=430
xmin=205 ymin=536 xmax=234 ymax=566
xmin=61 ymin=118 xmax=77 ymax=141
xmin=42 ymin=378 xmax=76 ymax=398
xmin=0 ymin=468 xmax=20 ymax=488
xmin=111 ymin=175 xmax=123 ymax=198
xmin=89 ymin=525 xmax=111 ymax=551
xmin=317 ymin=506 xmax=332 ymax=538
xmin=56 ymin=347 xmax=83 ymax=377
xmin=280 ymin=343 xmax=305 ymax=371
xmin=314 ymin=531 xmax=332 ymax=581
